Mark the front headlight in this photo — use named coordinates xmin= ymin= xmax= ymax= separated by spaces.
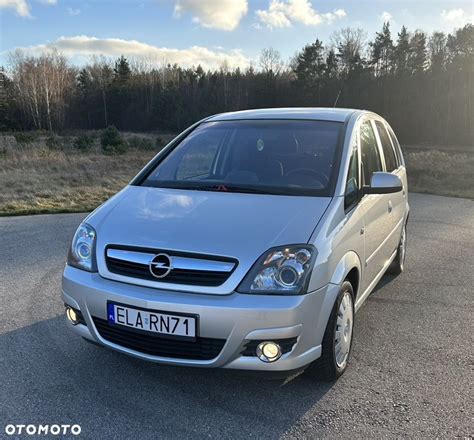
xmin=67 ymin=223 xmax=97 ymax=272
xmin=237 ymin=245 xmax=316 ymax=294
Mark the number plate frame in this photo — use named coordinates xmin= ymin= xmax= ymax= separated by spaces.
xmin=106 ymin=301 xmax=199 ymax=341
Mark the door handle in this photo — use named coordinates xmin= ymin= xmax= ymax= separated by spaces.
xmin=388 ymin=200 xmax=393 ymax=214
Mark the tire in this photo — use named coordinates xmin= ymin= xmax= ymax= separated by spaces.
xmin=310 ymin=281 xmax=355 ymax=381
xmin=388 ymin=222 xmax=407 ymax=275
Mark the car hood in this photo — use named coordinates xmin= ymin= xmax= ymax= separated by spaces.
xmin=89 ymin=186 xmax=331 ymax=293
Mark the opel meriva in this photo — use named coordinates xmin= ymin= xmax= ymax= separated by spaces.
xmin=63 ymin=108 xmax=408 ymax=380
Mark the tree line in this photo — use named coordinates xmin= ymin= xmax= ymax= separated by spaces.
xmin=0 ymin=23 xmax=472 ymax=146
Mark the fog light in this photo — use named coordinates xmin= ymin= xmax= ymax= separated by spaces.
xmin=66 ymin=307 xmax=79 ymax=325
xmin=256 ymin=341 xmax=282 ymax=363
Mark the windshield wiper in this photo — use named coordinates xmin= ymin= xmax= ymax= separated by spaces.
xmin=150 ymin=181 xmax=288 ymax=195
xmin=177 ymin=184 xmax=273 ymax=194
xmin=145 ymin=181 xmax=306 ymax=196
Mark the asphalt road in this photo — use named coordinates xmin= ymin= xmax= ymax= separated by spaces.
xmin=0 ymin=193 xmax=472 ymax=439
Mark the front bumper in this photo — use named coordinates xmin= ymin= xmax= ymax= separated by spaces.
xmin=62 ymin=265 xmax=340 ymax=371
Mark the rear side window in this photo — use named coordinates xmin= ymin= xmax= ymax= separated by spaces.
xmin=360 ymin=121 xmax=382 ymax=185
xmin=387 ymin=126 xmax=403 ymax=165
xmin=375 ymin=121 xmax=398 ymax=172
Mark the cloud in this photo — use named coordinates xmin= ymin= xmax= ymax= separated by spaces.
xmin=0 ymin=0 xmax=31 ymax=17
xmin=333 ymin=9 xmax=346 ymax=19
xmin=256 ymin=0 xmax=346 ymax=29
xmin=66 ymin=6 xmax=80 ymax=16
xmin=380 ymin=11 xmax=393 ymax=23
xmin=440 ymin=8 xmax=473 ymax=28
xmin=0 ymin=0 xmax=56 ymax=17
xmin=173 ymin=0 xmax=248 ymax=31
xmin=6 ymin=36 xmax=251 ymax=70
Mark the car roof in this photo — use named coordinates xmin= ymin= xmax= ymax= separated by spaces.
xmin=206 ymin=107 xmax=365 ymax=123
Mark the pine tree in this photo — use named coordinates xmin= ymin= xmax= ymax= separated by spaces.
xmin=295 ymin=39 xmax=326 ymax=83
xmin=110 ymin=56 xmax=131 ymax=128
xmin=429 ymin=32 xmax=448 ymax=72
xmin=393 ymin=26 xmax=410 ymax=75
xmin=325 ymin=50 xmax=339 ymax=80
xmin=408 ymin=31 xmax=428 ymax=75
xmin=371 ymin=22 xmax=394 ymax=76
xmin=77 ymin=68 xmax=93 ymax=128
xmin=113 ymin=55 xmax=131 ymax=86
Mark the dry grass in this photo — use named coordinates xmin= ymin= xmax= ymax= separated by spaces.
xmin=0 ymin=148 xmax=156 ymax=216
xmin=404 ymin=149 xmax=474 ymax=200
xmin=0 ymin=140 xmax=472 ymax=216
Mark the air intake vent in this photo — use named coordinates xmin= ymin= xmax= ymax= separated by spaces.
xmin=93 ymin=317 xmax=226 ymax=360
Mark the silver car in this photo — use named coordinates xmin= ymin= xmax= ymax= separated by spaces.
xmin=63 ymin=108 xmax=408 ymax=380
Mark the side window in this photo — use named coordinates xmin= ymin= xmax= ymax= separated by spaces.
xmin=375 ymin=121 xmax=398 ymax=172
xmin=360 ymin=121 xmax=382 ymax=185
xmin=387 ymin=126 xmax=402 ymax=166
xmin=344 ymin=141 xmax=360 ymax=210
xmin=176 ymin=133 xmax=221 ymax=180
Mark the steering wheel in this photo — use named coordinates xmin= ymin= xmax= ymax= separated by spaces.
xmin=285 ymin=168 xmax=329 ymax=186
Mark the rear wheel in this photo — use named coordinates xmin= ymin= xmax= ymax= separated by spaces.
xmin=310 ymin=281 xmax=354 ymax=381
xmin=388 ymin=222 xmax=407 ymax=275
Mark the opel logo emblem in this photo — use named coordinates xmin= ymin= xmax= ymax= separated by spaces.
xmin=149 ymin=253 xmax=173 ymax=279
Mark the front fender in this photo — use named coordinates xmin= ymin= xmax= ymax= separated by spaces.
xmin=310 ymin=252 xmax=362 ymax=346
xmin=329 ymin=251 xmax=362 ymax=287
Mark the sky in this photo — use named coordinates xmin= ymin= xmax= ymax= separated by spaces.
xmin=0 ymin=0 xmax=473 ymax=69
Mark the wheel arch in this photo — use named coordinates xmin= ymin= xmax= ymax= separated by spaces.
xmin=329 ymin=251 xmax=362 ymax=299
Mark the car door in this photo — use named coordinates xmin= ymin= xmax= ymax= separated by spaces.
xmin=374 ymin=120 xmax=407 ymax=251
xmin=359 ymin=119 xmax=394 ymax=293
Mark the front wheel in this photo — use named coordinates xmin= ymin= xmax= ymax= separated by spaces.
xmin=310 ymin=281 xmax=354 ymax=381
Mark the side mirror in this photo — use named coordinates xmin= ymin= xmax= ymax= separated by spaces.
xmin=364 ymin=172 xmax=403 ymax=195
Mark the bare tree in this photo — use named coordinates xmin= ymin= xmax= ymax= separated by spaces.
xmin=8 ymin=50 xmax=75 ymax=130
xmin=8 ymin=50 xmax=42 ymax=129
xmin=88 ymin=55 xmax=113 ymax=127
xmin=259 ymin=48 xmax=283 ymax=75
xmin=331 ymin=28 xmax=367 ymax=74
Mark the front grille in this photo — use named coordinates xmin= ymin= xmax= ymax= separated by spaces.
xmin=241 ymin=338 xmax=298 ymax=357
xmin=105 ymin=246 xmax=236 ymax=287
xmin=93 ymin=317 xmax=226 ymax=360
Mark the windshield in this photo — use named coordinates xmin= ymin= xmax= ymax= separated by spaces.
xmin=140 ymin=120 xmax=344 ymax=196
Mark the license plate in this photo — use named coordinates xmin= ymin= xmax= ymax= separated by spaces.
xmin=107 ymin=302 xmax=197 ymax=339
